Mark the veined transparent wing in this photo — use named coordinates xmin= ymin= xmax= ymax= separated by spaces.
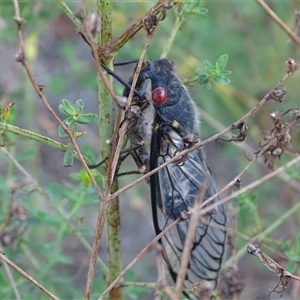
xmin=150 ymin=126 xmax=227 ymax=297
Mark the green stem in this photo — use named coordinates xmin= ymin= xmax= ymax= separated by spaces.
xmin=97 ymin=1 xmax=122 ymax=299
xmin=55 ymin=0 xmax=84 ymax=30
xmin=0 ymin=122 xmax=66 ymax=150
xmin=0 ymin=122 xmax=95 ymax=165
xmin=160 ymin=16 xmax=182 ymax=58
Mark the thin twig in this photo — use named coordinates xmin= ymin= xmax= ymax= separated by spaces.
xmin=0 ymin=122 xmax=94 ymax=165
xmin=247 ymin=244 xmax=300 ymax=298
xmin=199 ymin=107 xmax=300 ymax=194
xmin=109 ymin=1 xmax=173 ymax=54
xmin=98 ymin=218 xmax=181 ymax=300
xmin=84 ymin=6 xmax=167 ymax=300
xmin=12 ymin=0 xmax=102 ymax=199
xmin=108 ymin=9 xmax=166 ymax=189
xmin=257 ymin=0 xmax=300 ymax=47
xmin=55 ymin=0 xmax=84 ymax=30
xmin=1 ymin=147 xmax=109 ymax=276
xmin=0 ymin=246 xmax=21 ymax=300
xmin=230 ymin=208 xmax=240 ymax=300
xmin=201 ymin=113 xmax=300 ymax=210
xmin=0 ymin=251 xmax=59 ymax=300
xmin=201 ymin=151 xmax=300 ymax=215
xmin=225 ymin=199 xmax=300 ymax=269
xmin=175 ymin=177 xmax=208 ymax=297
xmin=110 ymin=61 xmax=300 ymax=200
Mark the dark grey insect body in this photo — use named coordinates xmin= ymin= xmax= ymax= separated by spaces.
xmin=124 ymin=59 xmax=227 ymax=297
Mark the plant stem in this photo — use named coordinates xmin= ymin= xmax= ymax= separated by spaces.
xmin=1 ymin=147 xmax=109 ymax=275
xmin=161 ymin=14 xmax=182 ymax=58
xmin=225 ymin=201 xmax=300 ymax=267
xmin=0 ymin=122 xmax=94 ymax=165
xmin=0 ymin=122 xmax=66 ymax=150
xmin=98 ymin=0 xmax=122 ymax=299
xmin=56 ymin=0 xmax=84 ymax=30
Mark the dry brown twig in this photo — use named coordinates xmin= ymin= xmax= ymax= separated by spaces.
xmin=225 ymin=208 xmax=243 ymax=300
xmin=0 ymin=250 xmax=59 ymax=300
xmin=0 ymin=246 xmax=21 ymax=300
xmin=247 ymin=244 xmax=300 ymax=299
xmin=256 ymin=0 xmax=300 ymax=47
xmin=174 ymin=177 xmax=209 ymax=298
xmin=200 ymin=151 xmax=300 ymax=219
xmin=207 ymin=107 xmax=300 ymax=203
xmin=96 ymin=56 xmax=300 ymax=298
xmin=108 ymin=8 xmax=168 ymax=189
xmin=111 ymin=59 xmax=300 ymax=201
xmin=8 ymin=1 xmax=300 ymax=299
xmin=11 ymin=0 xmax=102 ymax=198
xmin=98 ymin=218 xmax=181 ymax=300
xmin=108 ymin=1 xmax=173 ymax=55
xmin=84 ymin=7 xmax=169 ymax=300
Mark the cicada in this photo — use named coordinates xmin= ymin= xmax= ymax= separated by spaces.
xmin=123 ymin=59 xmax=227 ymax=298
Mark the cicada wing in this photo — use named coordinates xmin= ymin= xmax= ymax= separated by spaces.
xmin=150 ymin=128 xmax=227 ymax=296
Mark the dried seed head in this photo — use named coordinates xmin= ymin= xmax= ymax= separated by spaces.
xmin=270 ymin=111 xmax=282 ymax=121
xmin=37 ymin=83 xmax=45 ymax=92
xmin=15 ymin=52 xmax=24 ymax=63
xmin=286 ymin=58 xmax=297 ymax=73
xmin=267 ymin=89 xmax=287 ymax=102
xmin=247 ymin=244 xmax=261 ymax=255
xmin=12 ymin=204 xmax=30 ymax=220
xmin=294 ymin=109 xmax=300 ymax=119
xmin=143 ymin=14 xmax=158 ymax=34
xmin=234 ymin=178 xmax=242 ymax=189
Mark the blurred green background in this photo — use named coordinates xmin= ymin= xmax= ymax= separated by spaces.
xmin=1 ymin=1 xmax=300 ymax=299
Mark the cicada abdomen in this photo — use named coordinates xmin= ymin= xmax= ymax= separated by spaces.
xmin=124 ymin=59 xmax=227 ymax=298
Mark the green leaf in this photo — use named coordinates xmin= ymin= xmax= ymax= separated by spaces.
xmin=58 ymin=125 xmax=67 ymax=137
xmin=58 ymin=117 xmax=76 ymax=137
xmin=198 ymin=73 xmax=209 ymax=85
xmin=195 ymin=67 xmax=203 ymax=75
xmin=74 ymin=99 xmax=84 ymax=114
xmin=76 ymin=113 xmax=97 ymax=124
xmin=203 ymin=60 xmax=213 ymax=73
xmin=214 ymin=75 xmax=230 ymax=84
xmin=204 ymin=81 xmax=212 ymax=90
xmin=199 ymin=8 xmax=209 ymax=16
xmin=63 ymin=142 xmax=74 ymax=167
xmin=2 ymin=102 xmax=14 ymax=122
xmin=61 ymin=99 xmax=75 ymax=116
xmin=58 ymin=104 xmax=68 ymax=118
xmin=221 ymin=70 xmax=232 ymax=76
xmin=216 ymin=54 xmax=228 ymax=70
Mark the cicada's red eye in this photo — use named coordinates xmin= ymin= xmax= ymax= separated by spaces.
xmin=152 ymin=87 xmax=167 ymax=104
xmin=166 ymin=58 xmax=174 ymax=66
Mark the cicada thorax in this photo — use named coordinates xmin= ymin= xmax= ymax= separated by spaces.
xmin=124 ymin=59 xmax=199 ymax=170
